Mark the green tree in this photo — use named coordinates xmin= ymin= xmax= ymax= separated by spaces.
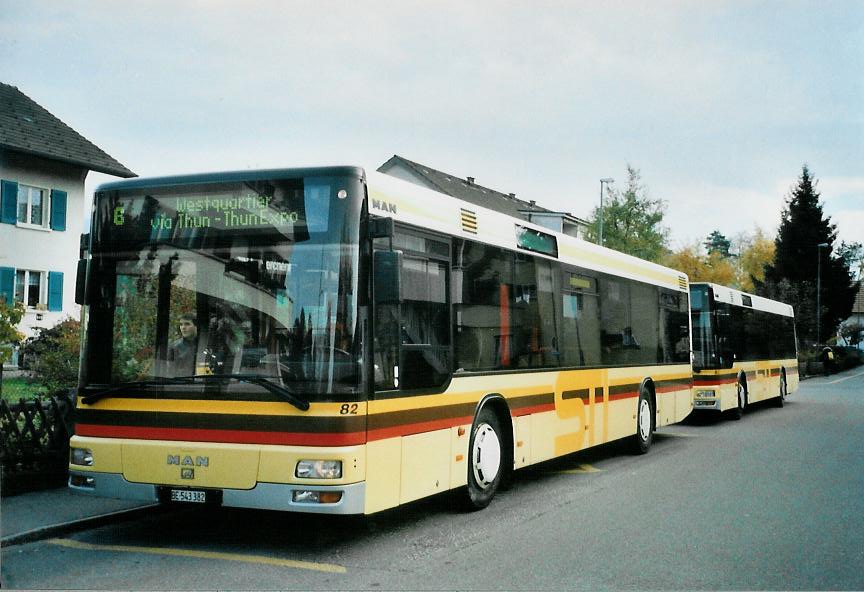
xmin=759 ymin=165 xmax=859 ymax=344
xmin=0 ymin=299 xmax=25 ymax=365
xmin=704 ymin=230 xmax=732 ymax=258
xmin=837 ymin=241 xmax=863 ymax=281
xmin=586 ymin=165 xmax=668 ymax=262
xmin=662 ymin=242 xmax=737 ymax=285
xmin=734 ymin=227 xmax=776 ymax=292
xmin=21 ymin=318 xmax=81 ymax=393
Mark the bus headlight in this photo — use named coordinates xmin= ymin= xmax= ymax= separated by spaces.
xmin=296 ymin=460 xmax=342 ymax=479
xmin=71 ymin=447 xmax=94 ymax=466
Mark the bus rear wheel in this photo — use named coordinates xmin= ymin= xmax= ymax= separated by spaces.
xmin=463 ymin=407 xmax=504 ymax=510
xmin=630 ymin=387 xmax=654 ymax=455
xmin=729 ymin=381 xmax=745 ymax=420
xmin=775 ymin=372 xmax=787 ymax=408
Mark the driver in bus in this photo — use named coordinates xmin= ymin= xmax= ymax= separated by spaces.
xmin=168 ymin=313 xmax=199 ymax=376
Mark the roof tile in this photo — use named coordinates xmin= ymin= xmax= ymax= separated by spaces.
xmin=0 ymin=82 xmax=135 ymax=178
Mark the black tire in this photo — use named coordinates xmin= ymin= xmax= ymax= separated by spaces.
xmin=729 ymin=380 xmax=745 ymax=420
xmin=630 ymin=387 xmax=654 ymax=455
xmin=463 ymin=407 xmax=504 ymax=510
xmin=775 ymin=372 xmax=787 ymax=408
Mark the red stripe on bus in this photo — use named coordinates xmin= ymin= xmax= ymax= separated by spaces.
xmin=655 ymin=385 xmax=691 ymax=394
xmin=367 ymin=415 xmax=474 ymax=441
xmin=693 ymin=378 xmax=736 ymax=386
xmin=512 ymin=403 xmax=556 ymax=416
xmin=607 ymin=391 xmax=638 ymax=401
xmin=75 ymin=424 xmax=366 ymax=446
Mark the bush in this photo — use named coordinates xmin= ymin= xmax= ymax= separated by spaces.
xmin=20 ymin=318 xmax=81 ymax=394
xmin=835 ymin=346 xmax=864 ymax=370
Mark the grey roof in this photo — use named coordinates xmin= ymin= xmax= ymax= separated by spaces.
xmin=0 ymin=83 xmax=135 ymax=178
xmin=378 ymin=155 xmax=550 ymax=219
xmin=853 ymin=282 xmax=864 ymax=314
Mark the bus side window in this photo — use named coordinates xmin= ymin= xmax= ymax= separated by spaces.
xmin=398 ymin=256 xmax=450 ymax=390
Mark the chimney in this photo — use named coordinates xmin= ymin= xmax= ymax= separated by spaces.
xmin=466 ymin=177 xmax=475 ymax=185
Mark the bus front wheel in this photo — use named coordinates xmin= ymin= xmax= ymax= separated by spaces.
xmin=463 ymin=407 xmax=504 ymax=510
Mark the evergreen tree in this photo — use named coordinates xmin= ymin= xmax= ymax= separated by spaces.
xmin=704 ymin=230 xmax=732 ymax=258
xmin=760 ymin=165 xmax=859 ymax=344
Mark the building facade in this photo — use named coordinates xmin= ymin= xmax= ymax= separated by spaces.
xmin=378 ymin=155 xmax=590 ymax=239
xmin=0 ymin=83 xmax=134 ymax=367
xmin=840 ymin=282 xmax=864 ymax=349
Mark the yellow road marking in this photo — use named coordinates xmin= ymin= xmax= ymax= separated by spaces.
xmin=47 ymin=538 xmax=346 ymax=574
xmin=827 ymin=370 xmax=864 ymax=385
xmin=556 ymin=463 xmax=602 ymax=474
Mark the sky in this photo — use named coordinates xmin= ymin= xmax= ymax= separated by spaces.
xmin=2 ymin=1 xmax=862 ymax=251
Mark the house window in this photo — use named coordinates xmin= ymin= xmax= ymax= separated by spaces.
xmin=15 ymin=269 xmax=44 ymax=307
xmin=17 ymin=184 xmax=48 ymax=226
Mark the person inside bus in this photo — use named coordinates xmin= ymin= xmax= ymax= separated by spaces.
xmin=168 ymin=313 xmax=199 ymax=376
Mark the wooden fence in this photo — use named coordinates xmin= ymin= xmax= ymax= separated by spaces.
xmin=0 ymin=391 xmax=75 ymax=496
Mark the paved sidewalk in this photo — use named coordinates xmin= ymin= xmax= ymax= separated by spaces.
xmin=1 ymin=486 xmax=156 ymax=546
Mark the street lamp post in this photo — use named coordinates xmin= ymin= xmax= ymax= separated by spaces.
xmin=816 ymin=242 xmax=829 ymax=344
xmin=599 ymin=178 xmax=614 ymax=246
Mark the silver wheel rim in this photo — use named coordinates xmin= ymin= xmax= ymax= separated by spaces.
xmin=738 ymin=384 xmax=744 ymax=410
xmin=471 ymin=423 xmax=501 ymax=490
xmin=638 ymin=398 xmax=651 ymax=442
xmin=781 ymin=377 xmax=787 ymax=399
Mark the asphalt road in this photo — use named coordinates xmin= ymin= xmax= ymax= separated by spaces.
xmin=3 ymin=369 xmax=864 ymax=590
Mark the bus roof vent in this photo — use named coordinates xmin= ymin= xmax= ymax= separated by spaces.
xmin=461 ymin=208 xmax=478 ymax=234
xmin=678 ymin=275 xmax=688 ymax=291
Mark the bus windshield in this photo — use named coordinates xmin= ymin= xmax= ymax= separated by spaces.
xmin=80 ymin=173 xmax=364 ymax=402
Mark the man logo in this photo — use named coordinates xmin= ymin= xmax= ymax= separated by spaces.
xmin=167 ymin=455 xmax=209 ymax=467
xmin=181 ymin=468 xmax=195 ymax=480
xmin=371 ymin=199 xmax=397 ymax=214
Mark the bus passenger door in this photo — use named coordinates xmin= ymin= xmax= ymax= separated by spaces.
xmin=367 ymin=233 xmax=453 ymax=511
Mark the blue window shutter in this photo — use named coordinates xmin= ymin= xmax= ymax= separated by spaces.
xmin=50 ymin=189 xmax=67 ymax=231
xmin=1 ymin=180 xmax=18 ymax=224
xmin=0 ymin=267 xmax=15 ymax=303
xmin=48 ymin=271 xmax=64 ymax=311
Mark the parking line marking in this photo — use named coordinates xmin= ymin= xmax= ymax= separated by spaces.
xmin=827 ymin=370 xmax=864 ymax=385
xmin=47 ymin=538 xmax=346 ymax=573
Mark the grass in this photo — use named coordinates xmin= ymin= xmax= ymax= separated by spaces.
xmin=0 ymin=376 xmax=47 ymax=402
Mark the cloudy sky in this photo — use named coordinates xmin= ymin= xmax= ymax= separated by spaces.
xmin=2 ymin=1 xmax=862 ymax=249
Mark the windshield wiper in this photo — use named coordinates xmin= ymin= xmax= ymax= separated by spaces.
xmin=80 ymin=374 xmax=310 ymax=411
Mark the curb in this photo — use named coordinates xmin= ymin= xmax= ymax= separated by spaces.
xmin=1 ymin=504 xmax=162 ymax=548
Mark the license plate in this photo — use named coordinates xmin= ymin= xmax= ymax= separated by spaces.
xmin=170 ymin=489 xmax=206 ymax=503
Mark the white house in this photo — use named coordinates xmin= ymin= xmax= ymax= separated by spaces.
xmin=0 ymin=82 xmax=135 ymax=367
xmin=378 ymin=155 xmax=590 ymax=239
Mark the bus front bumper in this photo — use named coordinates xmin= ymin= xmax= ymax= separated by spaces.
xmin=692 ymin=398 xmax=721 ymax=410
xmin=69 ymin=471 xmax=366 ymax=515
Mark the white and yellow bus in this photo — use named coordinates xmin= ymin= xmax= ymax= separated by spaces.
xmin=690 ymin=282 xmax=798 ymax=418
xmin=69 ymin=166 xmax=693 ymax=514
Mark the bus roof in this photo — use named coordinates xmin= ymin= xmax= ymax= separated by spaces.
xmin=94 ymin=166 xmax=365 ymax=192
xmin=366 ymin=170 xmax=689 ymax=293
xmin=92 ymin=164 xmax=690 ymax=294
xmin=691 ymin=282 xmax=794 ymax=318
